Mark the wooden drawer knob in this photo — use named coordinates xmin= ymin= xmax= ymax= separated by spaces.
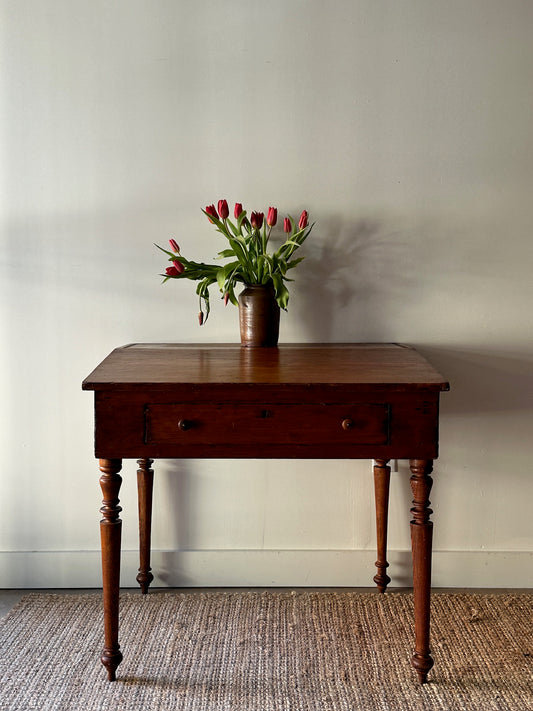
xmin=178 ymin=419 xmax=192 ymax=431
xmin=342 ymin=418 xmax=355 ymax=431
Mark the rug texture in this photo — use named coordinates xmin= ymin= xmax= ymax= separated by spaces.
xmin=0 ymin=592 xmax=531 ymax=711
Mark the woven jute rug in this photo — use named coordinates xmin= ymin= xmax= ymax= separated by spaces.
xmin=0 ymin=592 xmax=531 ymax=711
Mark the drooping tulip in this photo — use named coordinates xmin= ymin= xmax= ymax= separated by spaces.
xmin=234 ymin=202 xmax=243 ymax=219
xmin=169 ymin=238 xmax=180 ymax=253
xmin=172 ymin=259 xmax=185 ymax=274
xmin=267 ymin=207 xmax=277 ymax=227
xmin=283 ymin=217 xmax=291 ymax=234
xmin=250 ymin=211 xmax=264 ymax=229
xmin=218 ymin=199 xmax=229 ymax=220
xmin=198 ymin=311 xmax=204 ymax=325
xmin=224 ymin=292 xmax=230 ymax=306
xmin=166 ymin=263 xmax=183 ymax=277
xmin=205 ymin=204 xmax=218 ymax=222
xmin=298 ymin=210 xmax=308 ymax=229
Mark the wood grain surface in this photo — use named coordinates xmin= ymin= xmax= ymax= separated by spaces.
xmin=83 ymin=343 xmax=449 ymax=390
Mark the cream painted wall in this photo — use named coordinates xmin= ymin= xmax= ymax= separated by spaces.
xmin=1 ymin=1 xmax=532 ymax=587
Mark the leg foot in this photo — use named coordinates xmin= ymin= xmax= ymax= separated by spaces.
xmin=411 ymin=652 xmax=434 ymax=684
xmin=101 ymin=648 xmax=123 ymax=682
xmin=136 ymin=573 xmax=154 ymax=595
xmin=409 ymin=458 xmax=434 ymax=684
xmin=99 ymin=458 xmax=123 ymax=681
xmin=136 ymin=458 xmax=154 ymax=594
xmin=373 ymin=459 xmax=391 ymax=593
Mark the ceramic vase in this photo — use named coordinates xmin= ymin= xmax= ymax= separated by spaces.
xmin=238 ymin=284 xmax=280 ymax=347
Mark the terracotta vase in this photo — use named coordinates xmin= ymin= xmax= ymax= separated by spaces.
xmin=238 ymin=284 xmax=280 ymax=347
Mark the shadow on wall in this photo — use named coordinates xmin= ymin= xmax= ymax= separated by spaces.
xmin=157 ymin=459 xmax=196 ymax=587
xmin=417 ymin=346 xmax=533 ymax=416
xmin=287 ymin=213 xmax=419 ymax=342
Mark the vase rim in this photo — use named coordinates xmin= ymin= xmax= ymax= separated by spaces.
xmin=241 ymin=283 xmax=274 ymax=290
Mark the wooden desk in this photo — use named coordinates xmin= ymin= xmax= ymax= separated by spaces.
xmin=82 ymin=343 xmax=449 ymax=684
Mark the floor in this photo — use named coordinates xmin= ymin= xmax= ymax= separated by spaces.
xmin=1 ymin=587 xmax=529 ymax=620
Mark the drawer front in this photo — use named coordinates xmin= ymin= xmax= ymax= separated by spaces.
xmin=144 ymin=402 xmax=390 ymax=446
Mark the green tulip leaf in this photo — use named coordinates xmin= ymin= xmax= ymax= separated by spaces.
xmin=216 ymin=268 xmax=226 ymax=292
xmin=286 ymin=256 xmax=305 ymax=270
xmin=155 ymin=244 xmax=177 ymax=258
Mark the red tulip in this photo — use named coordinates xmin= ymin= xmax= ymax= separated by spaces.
xmin=205 ymin=204 xmax=218 ymax=222
xmin=234 ymin=202 xmax=243 ymax=219
xmin=224 ymin=292 xmax=230 ymax=306
xmin=218 ymin=199 xmax=229 ymax=220
xmin=165 ymin=263 xmax=183 ymax=277
xmin=267 ymin=207 xmax=277 ymax=227
xmin=172 ymin=259 xmax=184 ymax=274
xmin=298 ymin=210 xmax=308 ymax=229
xmin=250 ymin=211 xmax=264 ymax=229
xmin=169 ymin=238 xmax=180 ymax=253
xmin=283 ymin=217 xmax=291 ymax=233
xmin=198 ymin=311 xmax=204 ymax=325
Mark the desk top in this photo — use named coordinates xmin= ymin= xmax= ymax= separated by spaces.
xmin=82 ymin=343 xmax=449 ymax=393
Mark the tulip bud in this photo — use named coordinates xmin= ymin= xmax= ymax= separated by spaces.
xmin=251 ymin=211 xmax=264 ymax=229
xmin=205 ymin=204 xmax=218 ymax=222
xmin=165 ymin=265 xmax=181 ymax=277
xmin=234 ymin=203 xmax=243 ymax=219
xmin=169 ymin=238 xmax=180 ymax=253
xmin=267 ymin=207 xmax=277 ymax=227
xmin=298 ymin=210 xmax=308 ymax=229
xmin=283 ymin=217 xmax=291 ymax=234
xmin=224 ymin=292 xmax=230 ymax=306
xmin=218 ymin=199 xmax=229 ymax=220
xmin=172 ymin=259 xmax=185 ymax=274
xmin=198 ymin=311 xmax=204 ymax=325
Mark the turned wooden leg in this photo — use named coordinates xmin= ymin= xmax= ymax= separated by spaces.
xmin=136 ymin=458 xmax=154 ymax=594
xmin=99 ymin=458 xmax=123 ymax=682
xmin=373 ymin=458 xmax=391 ymax=593
xmin=409 ymin=458 xmax=434 ymax=684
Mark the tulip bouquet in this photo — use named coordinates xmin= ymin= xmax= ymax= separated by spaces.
xmin=157 ymin=200 xmax=313 ymax=324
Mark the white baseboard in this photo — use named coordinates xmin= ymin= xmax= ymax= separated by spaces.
xmin=0 ymin=549 xmax=531 ymax=588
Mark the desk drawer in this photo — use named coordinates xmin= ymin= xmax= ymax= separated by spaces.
xmin=144 ymin=402 xmax=390 ymax=446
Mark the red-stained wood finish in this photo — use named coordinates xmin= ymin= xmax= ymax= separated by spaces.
xmin=136 ymin=458 xmax=154 ymax=595
xmin=98 ymin=458 xmax=123 ymax=681
xmin=373 ymin=458 xmax=392 ymax=594
xmin=83 ymin=343 xmax=448 ymax=685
